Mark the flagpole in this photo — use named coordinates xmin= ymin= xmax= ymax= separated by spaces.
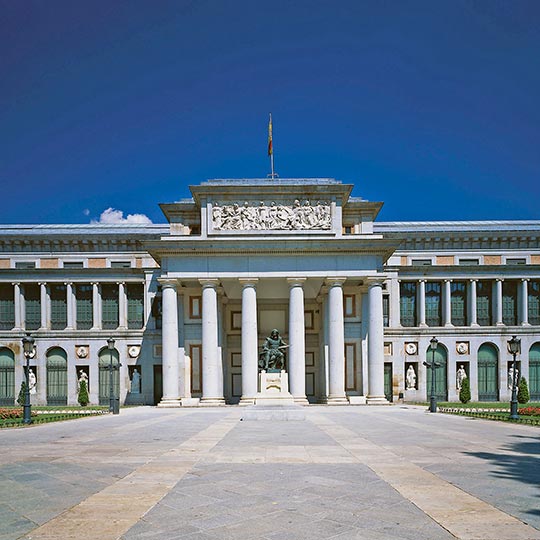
xmin=268 ymin=113 xmax=277 ymax=179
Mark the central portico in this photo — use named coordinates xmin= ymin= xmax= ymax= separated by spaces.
xmin=147 ymin=179 xmax=399 ymax=406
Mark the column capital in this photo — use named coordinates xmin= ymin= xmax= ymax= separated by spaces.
xmin=64 ymin=281 xmax=73 ymax=286
xmin=469 ymin=278 xmax=478 ymax=283
xmin=238 ymin=278 xmax=259 ymax=288
xmin=199 ymin=278 xmax=220 ymax=289
xmin=496 ymin=277 xmax=504 ymax=282
xmin=325 ymin=277 xmax=346 ymax=287
xmin=443 ymin=278 xmax=453 ymax=283
xmin=158 ymin=278 xmax=179 ymax=289
xmin=11 ymin=282 xmax=20 ymax=286
xmin=38 ymin=281 xmax=47 ymax=286
xmin=116 ymin=281 xmax=126 ymax=286
xmin=521 ymin=278 xmax=530 ymax=282
xmin=91 ymin=281 xmax=100 ymax=286
xmin=366 ymin=276 xmax=385 ymax=288
xmin=287 ymin=277 xmax=307 ymax=288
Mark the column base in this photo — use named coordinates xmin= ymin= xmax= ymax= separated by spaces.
xmin=157 ymin=398 xmax=182 ymax=408
xmin=200 ymin=397 xmax=226 ymax=406
xmin=366 ymin=395 xmax=390 ymax=405
xmin=326 ymin=395 xmax=349 ymax=405
xmin=521 ymin=322 xmax=531 ymax=327
xmin=293 ymin=396 xmax=310 ymax=405
xmin=444 ymin=323 xmax=454 ymax=328
xmin=496 ymin=322 xmax=505 ymax=327
xmin=181 ymin=397 xmax=200 ymax=407
xmin=239 ymin=397 xmax=256 ymax=406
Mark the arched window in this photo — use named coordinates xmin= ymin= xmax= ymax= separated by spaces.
xmin=98 ymin=347 xmax=119 ymax=405
xmin=529 ymin=343 xmax=540 ymax=401
xmin=426 ymin=343 xmax=447 ymax=401
xmin=425 ymin=282 xmax=441 ymax=327
xmin=46 ymin=347 xmax=68 ymax=405
xmin=477 ymin=343 xmax=499 ymax=401
xmin=0 ymin=347 xmax=15 ymax=405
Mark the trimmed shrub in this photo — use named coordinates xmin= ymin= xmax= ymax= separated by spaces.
xmin=17 ymin=382 xmax=27 ymax=406
xmin=517 ymin=377 xmax=530 ymax=404
xmin=78 ymin=379 xmax=89 ymax=407
xmin=459 ymin=377 xmax=471 ymax=404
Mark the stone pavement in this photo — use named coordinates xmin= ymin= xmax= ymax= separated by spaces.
xmin=0 ymin=405 xmax=539 ymax=540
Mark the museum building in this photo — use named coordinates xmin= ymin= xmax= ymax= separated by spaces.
xmin=1 ymin=178 xmax=539 ymax=407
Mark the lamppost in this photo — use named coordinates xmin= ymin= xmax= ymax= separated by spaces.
xmin=507 ymin=335 xmax=521 ymax=420
xmin=423 ymin=336 xmax=440 ymax=413
xmin=107 ymin=337 xmax=119 ymax=415
xmin=22 ymin=333 xmax=35 ymax=425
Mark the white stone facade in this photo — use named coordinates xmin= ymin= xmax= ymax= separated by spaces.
xmin=0 ymin=179 xmax=539 ymax=406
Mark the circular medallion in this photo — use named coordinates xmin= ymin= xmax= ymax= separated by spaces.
xmin=405 ymin=342 xmax=417 ymax=355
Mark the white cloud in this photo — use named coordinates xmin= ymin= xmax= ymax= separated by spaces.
xmin=92 ymin=207 xmax=152 ymax=225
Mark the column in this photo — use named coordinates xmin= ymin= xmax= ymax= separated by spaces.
xmin=239 ymin=278 xmax=258 ymax=404
xmin=327 ymin=278 xmax=348 ymax=403
xmin=91 ymin=283 xmax=101 ymax=329
xmin=200 ymin=279 xmax=224 ymax=404
xmin=495 ymin=278 xmax=504 ymax=326
xmin=158 ymin=279 xmax=181 ymax=406
xmin=520 ymin=279 xmax=529 ymax=326
xmin=468 ymin=279 xmax=478 ymax=326
xmin=118 ymin=282 xmax=127 ymax=329
xmin=39 ymin=282 xmax=49 ymax=330
xmin=443 ymin=279 xmax=453 ymax=327
xmin=367 ymin=279 xmax=387 ymax=404
xmin=176 ymin=287 xmax=188 ymax=400
xmin=13 ymin=283 xmax=22 ymax=330
xmin=288 ymin=278 xmax=308 ymax=403
xmin=66 ymin=282 xmax=75 ymax=329
xmin=418 ymin=280 xmax=427 ymax=327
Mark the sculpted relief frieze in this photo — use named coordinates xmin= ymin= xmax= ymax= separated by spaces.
xmin=211 ymin=200 xmax=332 ymax=231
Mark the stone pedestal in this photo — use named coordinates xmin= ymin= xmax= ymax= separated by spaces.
xmin=254 ymin=370 xmax=295 ymax=406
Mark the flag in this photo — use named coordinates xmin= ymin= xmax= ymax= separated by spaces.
xmin=268 ymin=114 xmax=273 ymax=156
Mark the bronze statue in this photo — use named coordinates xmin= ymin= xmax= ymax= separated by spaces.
xmin=259 ymin=329 xmax=288 ymax=371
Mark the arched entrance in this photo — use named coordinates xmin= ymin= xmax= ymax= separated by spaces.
xmin=98 ymin=347 xmax=119 ymax=405
xmin=477 ymin=343 xmax=499 ymax=401
xmin=426 ymin=343 xmax=448 ymax=401
xmin=0 ymin=347 xmax=15 ymax=405
xmin=529 ymin=343 xmax=540 ymax=401
xmin=46 ymin=347 xmax=68 ymax=405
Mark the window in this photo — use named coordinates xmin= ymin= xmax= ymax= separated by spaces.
xmin=400 ymin=282 xmax=417 ymax=327
xmin=15 ymin=262 xmax=36 ymax=269
xmin=127 ymin=284 xmax=144 ymax=329
xmin=63 ymin=261 xmax=84 ymax=269
xmin=425 ymin=282 xmax=441 ymax=326
xmin=344 ymin=294 xmax=356 ymax=317
xmin=24 ymin=284 xmax=40 ymax=330
xmin=111 ymin=261 xmax=132 ymax=268
xmin=75 ymin=284 xmax=93 ymax=330
xmin=502 ymin=280 xmax=517 ymax=326
xmin=50 ymin=284 xmax=67 ymax=330
xmin=459 ymin=259 xmax=479 ymax=266
xmin=529 ymin=281 xmax=540 ymax=325
xmin=151 ymin=293 xmax=162 ymax=330
xmin=506 ymin=258 xmax=526 ymax=265
xmin=476 ymin=281 xmax=492 ymax=326
xmin=450 ymin=281 xmax=467 ymax=326
xmin=343 ymin=225 xmax=353 ymax=234
xmin=101 ymin=284 xmax=119 ymax=330
xmin=0 ymin=284 xmax=14 ymax=330
xmin=383 ymin=295 xmax=389 ymax=327
xmin=411 ymin=259 xmax=432 ymax=266
xmin=190 ymin=296 xmax=202 ymax=319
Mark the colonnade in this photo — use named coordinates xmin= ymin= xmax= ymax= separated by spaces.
xmin=159 ymin=276 xmax=387 ymax=405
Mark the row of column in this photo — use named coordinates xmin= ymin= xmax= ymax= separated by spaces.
xmin=159 ymin=277 xmax=387 ymax=405
xmin=415 ymin=278 xmax=530 ymax=327
xmin=10 ymin=281 xmax=137 ymax=331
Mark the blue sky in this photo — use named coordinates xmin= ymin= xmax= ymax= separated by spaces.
xmin=1 ymin=0 xmax=539 ymax=224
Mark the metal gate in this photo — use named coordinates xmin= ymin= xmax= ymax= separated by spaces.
xmin=529 ymin=343 xmax=540 ymax=401
xmin=46 ymin=348 xmax=68 ymax=405
xmin=477 ymin=343 xmax=499 ymax=401
xmin=0 ymin=348 xmax=15 ymax=405
xmin=384 ymin=363 xmax=393 ymax=402
xmin=98 ymin=349 xmax=119 ymax=405
xmin=426 ymin=345 xmax=448 ymax=401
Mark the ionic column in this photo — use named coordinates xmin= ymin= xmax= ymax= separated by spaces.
xmin=200 ymin=279 xmax=224 ymax=405
xmin=288 ymin=278 xmax=308 ymax=403
xmin=91 ymin=283 xmax=101 ymax=329
xmin=443 ymin=279 xmax=453 ymax=327
xmin=66 ymin=282 xmax=75 ymax=329
xmin=495 ymin=278 xmax=504 ymax=326
xmin=468 ymin=279 xmax=478 ymax=326
xmin=418 ymin=280 xmax=427 ymax=327
xmin=239 ymin=278 xmax=258 ymax=404
xmin=327 ymin=278 xmax=348 ymax=403
xmin=367 ymin=279 xmax=387 ymax=404
xmin=158 ymin=279 xmax=181 ymax=406
xmin=520 ymin=279 xmax=529 ymax=326
xmin=118 ymin=282 xmax=127 ymax=329
xmin=39 ymin=282 xmax=49 ymax=330
xmin=13 ymin=282 xmax=22 ymax=330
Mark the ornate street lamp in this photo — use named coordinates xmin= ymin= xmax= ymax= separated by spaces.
xmin=22 ymin=333 xmax=35 ymax=425
xmin=423 ymin=336 xmax=440 ymax=413
xmin=507 ymin=335 xmax=521 ymax=420
xmin=107 ymin=337 xmax=119 ymax=415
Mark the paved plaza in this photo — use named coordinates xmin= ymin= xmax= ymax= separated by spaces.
xmin=1 ymin=406 xmax=539 ymax=540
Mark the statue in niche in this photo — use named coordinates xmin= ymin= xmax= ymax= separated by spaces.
xmin=405 ymin=365 xmax=416 ymax=390
xmin=259 ymin=329 xmax=289 ymax=372
xmin=131 ymin=368 xmax=141 ymax=394
xmin=28 ymin=368 xmax=37 ymax=395
xmin=456 ymin=365 xmax=467 ymax=391
xmin=78 ymin=370 xmax=89 ymax=390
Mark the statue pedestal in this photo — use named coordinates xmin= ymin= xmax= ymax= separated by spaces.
xmin=254 ymin=370 xmax=295 ymax=406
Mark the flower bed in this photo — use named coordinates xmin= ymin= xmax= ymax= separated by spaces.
xmin=439 ymin=407 xmax=540 ymax=426
xmin=0 ymin=408 xmax=37 ymax=419
xmin=518 ymin=407 xmax=540 ymax=416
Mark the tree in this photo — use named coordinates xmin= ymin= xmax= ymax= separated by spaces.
xmin=17 ymin=381 xmax=27 ymax=406
xmin=78 ymin=379 xmax=89 ymax=407
xmin=459 ymin=377 xmax=471 ymax=404
xmin=517 ymin=376 xmax=530 ymax=405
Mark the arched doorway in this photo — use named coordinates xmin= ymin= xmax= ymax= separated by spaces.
xmin=0 ymin=347 xmax=15 ymax=405
xmin=98 ymin=347 xmax=119 ymax=405
xmin=426 ymin=343 xmax=448 ymax=401
xmin=46 ymin=347 xmax=68 ymax=405
xmin=477 ymin=343 xmax=499 ymax=401
xmin=529 ymin=343 xmax=540 ymax=401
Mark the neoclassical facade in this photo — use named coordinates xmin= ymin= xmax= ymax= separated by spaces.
xmin=0 ymin=178 xmax=539 ymax=406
